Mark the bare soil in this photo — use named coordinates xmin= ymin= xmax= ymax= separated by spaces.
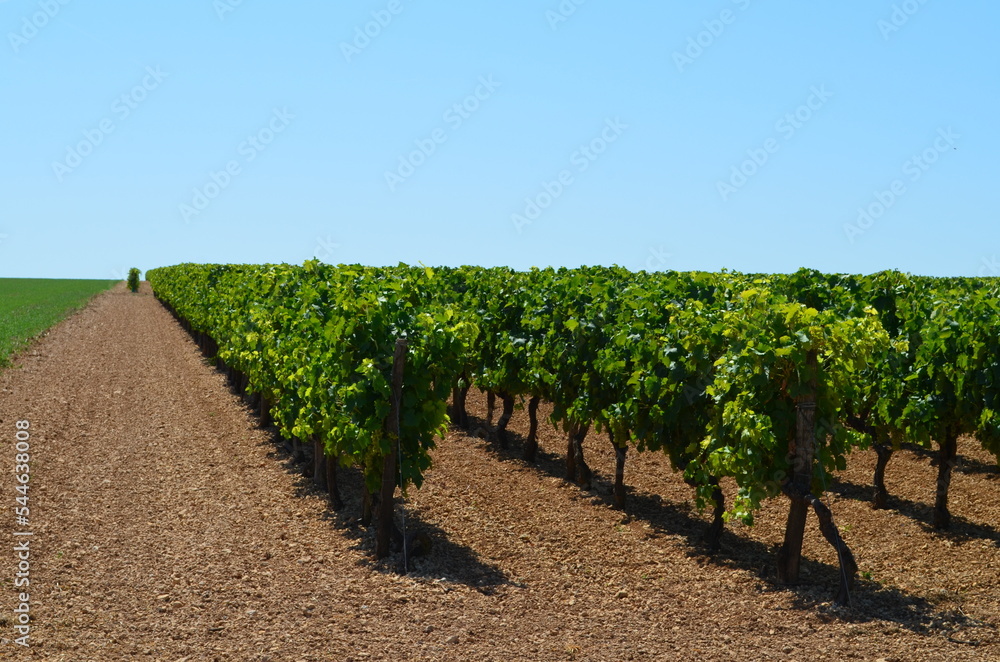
xmin=0 ymin=283 xmax=997 ymax=660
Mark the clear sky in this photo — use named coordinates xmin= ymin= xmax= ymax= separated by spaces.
xmin=2 ymin=1 xmax=997 ymax=279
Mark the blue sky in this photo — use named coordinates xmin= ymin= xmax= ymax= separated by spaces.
xmin=1 ymin=1 xmax=997 ymax=279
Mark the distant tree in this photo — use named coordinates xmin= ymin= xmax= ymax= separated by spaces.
xmin=127 ymin=268 xmax=141 ymax=293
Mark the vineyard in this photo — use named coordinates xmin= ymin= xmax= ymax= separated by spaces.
xmin=1 ymin=274 xmax=998 ymax=659
xmin=145 ymin=262 xmax=1000 ymax=608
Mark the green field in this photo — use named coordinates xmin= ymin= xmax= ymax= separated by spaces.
xmin=0 ymin=278 xmax=117 ymax=365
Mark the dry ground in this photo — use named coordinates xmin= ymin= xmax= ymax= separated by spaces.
xmin=0 ymin=283 xmax=997 ymax=660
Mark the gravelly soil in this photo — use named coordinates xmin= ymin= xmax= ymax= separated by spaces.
xmin=0 ymin=282 xmax=997 ymax=661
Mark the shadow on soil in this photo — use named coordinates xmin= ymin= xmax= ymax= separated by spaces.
xmin=176 ymin=318 xmax=510 ymax=593
xmin=461 ymin=410 xmax=997 ymax=641
xmin=828 ymin=478 xmax=1000 ymax=546
xmin=259 ymin=424 xmax=510 ymax=594
xmin=890 ymin=442 xmax=998 ymax=478
xmin=955 ymin=456 xmax=1000 ymax=478
xmin=203 ymin=324 xmax=994 ymax=642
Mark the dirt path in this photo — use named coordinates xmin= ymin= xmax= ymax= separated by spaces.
xmin=0 ymin=283 xmax=997 ymax=660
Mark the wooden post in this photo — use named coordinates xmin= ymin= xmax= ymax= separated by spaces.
xmin=376 ymin=339 xmax=407 ymax=559
xmin=610 ymin=429 xmax=627 ymax=509
xmin=777 ymin=351 xmax=817 ymax=585
xmin=933 ymin=428 xmax=958 ymax=530
xmin=313 ymin=436 xmax=328 ymax=490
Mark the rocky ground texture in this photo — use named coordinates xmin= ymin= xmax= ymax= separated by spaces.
xmin=0 ymin=283 xmax=998 ymax=660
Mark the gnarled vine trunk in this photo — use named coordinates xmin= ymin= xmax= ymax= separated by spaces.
xmin=933 ymin=428 xmax=958 ymax=530
xmin=681 ymin=464 xmax=725 ymax=550
xmin=451 ymin=383 xmax=470 ymax=429
xmin=872 ymin=441 xmax=893 ymax=510
xmin=777 ymin=351 xmax=817 ymax=586
xmin=565 ymin=423 xmax=591 ymax=488
xmin=523 ymin=396 xmax=540 ymax=462
xmin=495 ymin=392 xmax=515 ymax=447
xmin=259 ymin=395 xmax=272 ymax=428
xmin=312 ymin=436 xmax=328 ymax=490
xmin=776 ymin=352 xmax=856 ymax=606
xmin=326 ymin=452 xmax=343 ymax=510
xmin=704 ymin=477 xmax=725 ymax=551
xmin=486 ymin=391 xmax=496 ymax=427
xmin=805 ymin=492 xmax=857 ymax=606
xmin=376 ymin=339 xmax=407 ymax=559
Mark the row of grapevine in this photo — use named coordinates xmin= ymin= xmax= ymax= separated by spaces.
xmin=147 ymin=262 xmax=477 ymax=557
xmin=147 ymin=263 xmax=1000 ymax=604
xmin=432 ymin=266 xmax=1000 ymax=603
